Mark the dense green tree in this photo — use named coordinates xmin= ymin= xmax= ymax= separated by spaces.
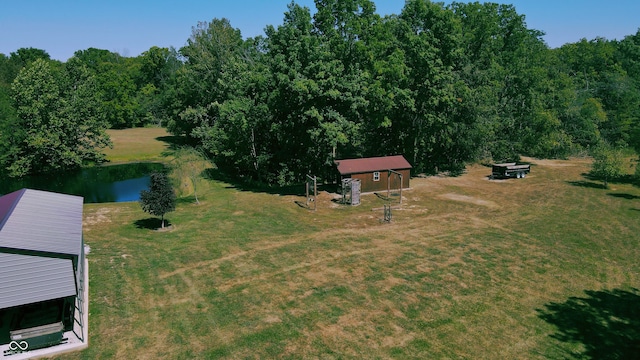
xmin=166 ymin=19 xmax=243 ymax=139
xmin=617 ymin=31 xmax=640 ymax=169
xmin=617 ymin=29 xmax=640 ymax=79
xmin=6 ymin=48 xmax=52 ymax=80
xmin=451 ymin=2 xmax=568 ymax=161
xmin=0 ymin=55 xmax=17 ymax=138
xmin=3 ymin=1 xmax=621 ymax=186
xmin=137 ymin=46 xmax=182 ymax=126
xmin=264 ymin=2 xmax=369 ymax=183
xmin=139 ymin=171 xmax=176 ymax=229
xmin=1 ymin=58 xmax=110 ymax=177
xmin=72 ymin=48 xmax=119 ymax=71
xmin=139 ymin=46 xmax=176 ymax=88
xmin=73 ymin=48 xmax=144 ymax=128
xmin=555 ymin=38 xmax=639 ymax=147
xmin=0 ymin=53 xmax=15 ymax=86
xmin=393 ymin=0 xmax=471 ymax=172
xmin=561 ymin=97 xmax=606 ymax=148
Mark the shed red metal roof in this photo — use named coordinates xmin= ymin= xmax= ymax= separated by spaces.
xmin=334 ymin=155 xmax=412 ymax=175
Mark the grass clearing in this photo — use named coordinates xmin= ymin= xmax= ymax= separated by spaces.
xmin=103 ymin=127 xmax=177 ymax=163
xmin=57 ymin=130 xmax=640 ymax=359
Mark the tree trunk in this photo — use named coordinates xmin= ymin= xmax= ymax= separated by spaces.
xmin=191 ymin=176 xmax=200 ymax=204
xmin=161 ymin=215 xmax=165 ymax=229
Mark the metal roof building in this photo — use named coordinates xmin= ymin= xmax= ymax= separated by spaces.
xmin=0 ymin=188 xmax=87 ymax=356
xmin=0 ymin=253 xmax=77 ymax=310
xmin=335 ymin=155 xmax=412 ymax=176
xmin=334 ymin=155 xmax=412 ymax=193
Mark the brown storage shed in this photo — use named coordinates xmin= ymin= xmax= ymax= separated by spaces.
xmin=334 ymin=155 xmax=411 ymax=193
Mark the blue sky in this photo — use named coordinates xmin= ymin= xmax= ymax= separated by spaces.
xmin=1 ymin=0 xmax=639 ymax=61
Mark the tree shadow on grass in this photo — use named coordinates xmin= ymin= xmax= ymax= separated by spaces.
xmin=134 ymin=217 xmax=172 ymax=230
xmin=580 ymin=172 xmax=640 ymax=188
xmin=155 ymin=135 xmax=188 ymax=150
xmin=607 ymin=193 xmax=640 ymax=200
xmin=176 ymin=195 xmax=200 ymax=205
xmin=294 ymin=200 xmax=313 ymax=209
xmin=538 ymin=288 xmax=640 ymax=359
xmin=202 ymin=168 xmax=338 ymax=197
xmin=566 ymin=180 xmax=607 ymax=189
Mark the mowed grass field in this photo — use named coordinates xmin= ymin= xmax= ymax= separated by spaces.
xmin=58 ymin=128 xmax=639 ymax=359
xmin=102 ymin=128 xmax=176 ymax=163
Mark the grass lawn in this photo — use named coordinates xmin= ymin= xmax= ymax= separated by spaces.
xmin=58 ymin=129 xmax=640 ymax=359
xmin=103 ymin=127 xmax=178 ymax=164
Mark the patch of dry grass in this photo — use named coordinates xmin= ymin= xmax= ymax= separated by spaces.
xmin=103 ymin=127 xmax=175 ymax=163
xmin=56 ymin=148 xmax=640 ymax=359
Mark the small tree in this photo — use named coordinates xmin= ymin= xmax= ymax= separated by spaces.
xmin=140 ymin=171 xmax=176 ymax=228
xmin=590 ymin=143 xmax=626 ymax=189
xmin=171 ymin=146 xmax=210 ymax=204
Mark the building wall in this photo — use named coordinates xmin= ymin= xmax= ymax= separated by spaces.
xmin=342 ymin=169 xmax=410 ymax=193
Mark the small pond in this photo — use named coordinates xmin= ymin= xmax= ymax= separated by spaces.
xmin=0 ymin=162 xmax=166 ymax=203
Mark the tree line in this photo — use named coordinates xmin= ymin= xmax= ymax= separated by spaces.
xmin=1 ymin=0 xmax=639 ymax=184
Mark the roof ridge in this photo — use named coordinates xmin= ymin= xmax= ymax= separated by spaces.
xmin=0 ymin=188 xmax=26 ymax=233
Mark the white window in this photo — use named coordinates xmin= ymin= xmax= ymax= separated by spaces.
xmin=373 ymin=171 xmax=380 ymax=181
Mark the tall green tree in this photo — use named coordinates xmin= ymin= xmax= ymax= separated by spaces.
xmin=74 ymin=48 xmax=143 ymax=128
xmin=395 ymin=0 xmax=469 ymax=172
xmin=137 ymin=46 xmax=182 ymax=126
xmin=263 ymin=2 xmax=370 ymax=183
xmin=555 ymin=38 xmax=639 ymax=147
xmin=451 ymin=1 xmax=571 ymax=161
xmin=2 ymin=58 xmax=110 ymax=177
xmin=167 ymin=18 xmax=244 ymax=139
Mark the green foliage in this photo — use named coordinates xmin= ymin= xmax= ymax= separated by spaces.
xmin=590 ymin=143 xmax=627 ymax=188
xmin=170 ymin=146 xmax=211 ymax=204
xmin=72 ymin=47 xmax=180 ymax=129
xmin=1 ymin=58 xmax=111 ymax=177
xmin=3 ymin=4 xmax=640 ymax=185
xmin=562 ymin=97 xmax=605 ymax=149
xmin=555 ymin=38 xmax=640 ymax=147
xmin=139 ymin=171 xmax=176 ymax=228
xmin=158 ymin=1 xmax=640 ymax=184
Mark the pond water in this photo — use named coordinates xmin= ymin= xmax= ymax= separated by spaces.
xmin=0 ymin=162 xmax=166 ymax=203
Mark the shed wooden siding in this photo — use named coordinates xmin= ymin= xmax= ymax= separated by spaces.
xmin=335 ymin=155 xmax=411 ymax=193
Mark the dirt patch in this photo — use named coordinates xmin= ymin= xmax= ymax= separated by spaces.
xmin=156 ymin=224 xmax=176 ymax=232
xmin=84 ymin=207 xmax=115 ymax=226
xmin=522 ymin=156 xmax=591 ymax=167
xmin=378 ymin=275 xmax=408 ymax=293
xmin=304 ymin=266 xmax=350 ymax=287
xmin=438 ymin=193 xmax=498 ymax=208
xmin=264 ymin=314 xmax=282 ymax=324
xmin=381 ymin=324 xmax=415 ymax=348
